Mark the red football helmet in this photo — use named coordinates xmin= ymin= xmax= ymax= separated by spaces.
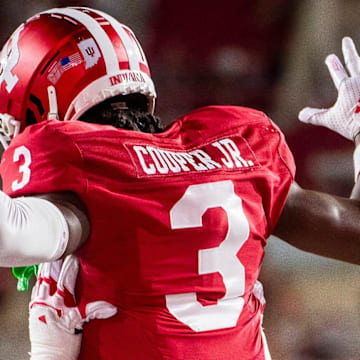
xmin=0 ymin=7 xmax=156 ymax=148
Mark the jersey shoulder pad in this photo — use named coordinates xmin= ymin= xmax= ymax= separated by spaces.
xmin=0 ymin=121 xmax=85 ymax=197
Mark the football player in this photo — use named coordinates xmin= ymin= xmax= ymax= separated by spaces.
xmin=0 ymin=7 xmax=359 ymax=360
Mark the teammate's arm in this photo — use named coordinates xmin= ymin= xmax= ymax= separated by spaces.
xmin=0 ymin=190 xmax=89 ymax=267
xmin=350 ymin=134 xmax=360 ymax=199
xmin=279 ymin=36 xmax=360 ymax=265
xmin=29 ymin=254 xmax=117 ymax=360
xmin=35 ymin=191 xmax=90 ymax=256
xmin=298 ymin=36 xmax=360 ymax=196
xmin=273 ymin=182 xmax=360 ymax=265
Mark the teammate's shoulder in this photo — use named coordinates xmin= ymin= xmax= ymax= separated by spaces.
xmin=176 ymin=105 xmax=275 ymax=137
xmin=181 ymin=105 xmax=272 ymax=126
xmin=186 ymin=105 xmax=266 ymax=117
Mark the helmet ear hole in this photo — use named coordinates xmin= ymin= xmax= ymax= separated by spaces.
xmin=26 ymin=109 xmax=37 ymax=127
xmin=29 ymin=94 xmax=45 ymax=117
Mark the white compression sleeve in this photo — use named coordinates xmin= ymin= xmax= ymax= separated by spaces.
xmin=353 ymin=145 xmax=360 ymax=182
xmin=0 ymin=191 xmax=69 ymax=267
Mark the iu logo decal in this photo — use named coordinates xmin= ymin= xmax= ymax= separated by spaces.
xmin=85 ymin=47 xmax=95 ymax=57
xmin=78 ymin=38 xmax=101 ymax=69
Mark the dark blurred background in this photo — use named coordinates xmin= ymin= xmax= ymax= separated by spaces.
xmin=0 ymin=1 xmax=359 ymax=359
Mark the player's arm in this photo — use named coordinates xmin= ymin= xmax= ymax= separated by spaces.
xmin=273 ymin=182 xmax=360 ymax=265
xmin=350 ymin=134 xmax=360 ymax=199
xmin=35 ymin=191 xmax=90 ymax=255
xmin=298 ymin=36 xmax=360 ymax=198
xmin=284 ymin=36 xmax=360 ymax=264
xmin=0 ymin=190 xmax=89 ymax=267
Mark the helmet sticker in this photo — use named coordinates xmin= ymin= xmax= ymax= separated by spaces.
xmin=77 ymin=38 xmax=101 ymax=69
xmin=47 ymin=52 xmax=83 ymax=84
xmin=47 ymin=61 xmax=63 ymax=85
xmin=60 ymin=53 xmax=82 ymax=71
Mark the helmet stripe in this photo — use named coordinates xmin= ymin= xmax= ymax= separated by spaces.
xmin=40 ymin=8 xmax=120 ymax=75
xmin=84 ymin=8 xmax=142 ymax=71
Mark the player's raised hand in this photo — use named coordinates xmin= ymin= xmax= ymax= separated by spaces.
xmin=299 ymin=37 xmax=360 ymax=141
xmin=29 ymin=255 xmax=117 ymax=360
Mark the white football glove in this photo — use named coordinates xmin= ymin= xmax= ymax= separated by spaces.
xmin=29 ymin=255 xmax=117 ymax=360
xmin=299 ymin=37 xmax=360 ymax=141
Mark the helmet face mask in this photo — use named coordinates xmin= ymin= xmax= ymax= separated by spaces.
xmin=0 ymin=7 xmax=156 ymax=149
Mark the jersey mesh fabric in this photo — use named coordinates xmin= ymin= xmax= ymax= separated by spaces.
xmin=0 ymin=106 xmax=295 ymax=360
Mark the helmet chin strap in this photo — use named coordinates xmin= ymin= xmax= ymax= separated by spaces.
xmin=47 ymin=85 xmax=59 ymax=120
xmin=0 ymin=113 xmax=21 ymax=150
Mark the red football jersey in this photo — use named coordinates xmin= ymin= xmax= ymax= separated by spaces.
xmin=0 ymin=106 xmax=295 ymax=360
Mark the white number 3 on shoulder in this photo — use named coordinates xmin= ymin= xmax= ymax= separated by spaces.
xmin=12 ymin=145 xmax=32 ymax=191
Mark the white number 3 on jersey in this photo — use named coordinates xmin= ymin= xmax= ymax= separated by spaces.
xmin=166 ymin=180 xmax=250 ymax=332
xmin=12 ymin=145 xmax=32 ymax=191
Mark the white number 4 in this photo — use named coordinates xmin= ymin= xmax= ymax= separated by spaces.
xmin=166 ymin=180 xmax=250 ymax=332
xmin=12 ymin=145 xmax=31 ymax=191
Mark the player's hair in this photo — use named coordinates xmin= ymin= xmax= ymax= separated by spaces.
xmin=80 ymin=94 xmax=163 ymax=134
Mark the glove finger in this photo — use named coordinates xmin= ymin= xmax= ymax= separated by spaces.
xmin=298 ymin=107 xmax=328 ymax=124
xmin=30 ymin=283 xmax=38 ymax=301
xmin=35 ymin=263 xmax=52 ymax=300
xmin=38 ymin=278 xmax=51 ymax=300
xmin=48 ymin=259 xmax=63 ymax=283
xmin=39 ymin=262 xmax=51 ymax=279
xmin=84 ymin=301 xmax=117 ymax=322
xmin=342 ymin=37 xmax=360 ymax=77
xmin=325 ymin=54 xmax=348 ymax=90
xmin=37 ymin=262 xmax=46 ymax=278
xmin=57 ymin=255 xmax=79 ymax=296
xmin=31 ymin=263 xmax=46 ymax=301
